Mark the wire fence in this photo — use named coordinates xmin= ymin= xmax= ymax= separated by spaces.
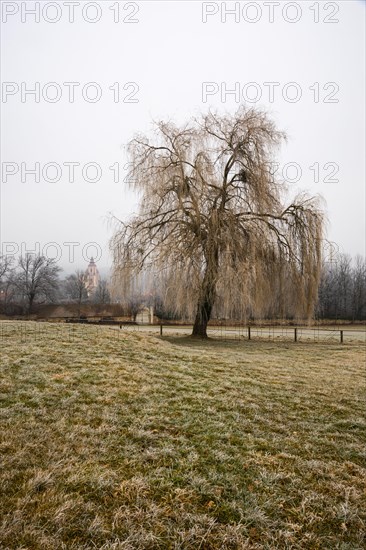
xmin=1 ymin=320 xmax=365 ymax=345
xmin=155 ymin=324 xmax=366 ymax=343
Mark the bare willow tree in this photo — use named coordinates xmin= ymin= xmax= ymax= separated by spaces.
xmin=111 ymin=106 xmax=324 ymax=338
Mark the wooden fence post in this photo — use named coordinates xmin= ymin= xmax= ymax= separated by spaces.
xmin=340 ymin=330 xmax=343 ymax=344
xmin=248 ymin=326 xmax=251 ymax=341
xmin=160 ymin=323 xmax=163 ymax=336
xmin=294 ymin=328 xmax=297 ymax=342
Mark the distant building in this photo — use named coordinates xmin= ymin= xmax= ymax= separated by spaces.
xmin=85 ymin=257 xmax=100 ymax=296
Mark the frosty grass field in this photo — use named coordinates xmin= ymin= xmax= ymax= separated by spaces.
xmin=0 ymin=321 xmax=365 ymax=549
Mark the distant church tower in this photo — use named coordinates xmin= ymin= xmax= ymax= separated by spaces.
xmin=85 ymin=257 xmax=100 ymax=296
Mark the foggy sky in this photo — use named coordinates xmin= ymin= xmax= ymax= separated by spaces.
xmin=1 ymin=0 xmax=365 ymax=273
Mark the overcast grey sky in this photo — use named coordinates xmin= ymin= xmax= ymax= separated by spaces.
xmin=1 ymin=0 xmax=365 ymax=272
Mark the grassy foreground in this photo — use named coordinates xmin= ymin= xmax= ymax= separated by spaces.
xmin=0 ymin=322 xmax=365 ymax=549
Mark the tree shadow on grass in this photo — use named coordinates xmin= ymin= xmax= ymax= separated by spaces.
xmin=161 ymin=335 xmax=247 ymax=350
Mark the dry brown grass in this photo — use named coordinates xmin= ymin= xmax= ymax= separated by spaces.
xmin=0 ymin=321 xmax=365 ymax=549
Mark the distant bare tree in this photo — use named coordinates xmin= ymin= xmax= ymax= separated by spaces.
xmin=65 ymin=270 xmax=90 ymax=317
xmin=0 ymin=255 xmax=13 ymax=281
xmin=337 ymin=254 xmax=353 ymax=318
xmin=13 ymin=254 xmax=61 ymax=314
xmin=0 ymin=255 xmax=15 ymax=312
xmin=126 ymin=293 xmax=144 ymax=322
xmin=351 ymin=256 xmax=366 ymax=320
xmin=111 ymin=107 xmax=324 ymax=337
xmin=317 ymin=253 xmax=366 ymax=320
xmin=93 ymin=278 xmax=111 ymax=304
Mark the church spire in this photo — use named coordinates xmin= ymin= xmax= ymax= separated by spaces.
xmin=85 ymin=257 xmax=100 ymax=295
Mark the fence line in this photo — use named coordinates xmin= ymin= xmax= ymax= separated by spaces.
xmin=1 ymin=321 xmax=365 ymax=344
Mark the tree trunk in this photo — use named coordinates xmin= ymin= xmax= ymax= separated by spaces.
xmin=192 ymin=296 xmax=213 ymax=338
xmin=28 ymin=293 xmax=35 ymax=315
xmin=191 ymin=264 xmax=217 ymax=338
